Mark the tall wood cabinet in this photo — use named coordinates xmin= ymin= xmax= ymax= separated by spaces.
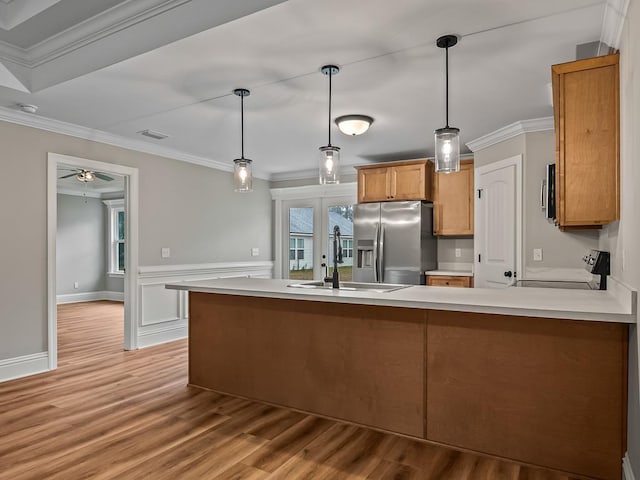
xmin=356 ymin=159 xmax=434 ymax=203
xmin=433 ymin=159 xmax=474 ymax=235
xmin=552 ymin=53 xmax=620 ymax=228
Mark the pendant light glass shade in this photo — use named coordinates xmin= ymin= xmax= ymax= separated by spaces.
xmin=232 ymin=88 xmax=253 ymax=192
xmin=434 ymin=35 xmax=460 ymax=174
xmin=434 ymin=127 xmax=460 ymax=174
xmin=233 ymin=158 xmax=253 ymax=192
xmin=318 ymin=65 xmax=340 ymax=184
xmin=319 ymin=145 xmax=340 ymax=184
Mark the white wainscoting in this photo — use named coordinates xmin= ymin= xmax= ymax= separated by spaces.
xmin=0 ymin=352 xmax=49 ymax=383
xmin=57 ymin=291 xmax=125 ymax=304
xmin=137 ymin=261 xmax=274 ymax=348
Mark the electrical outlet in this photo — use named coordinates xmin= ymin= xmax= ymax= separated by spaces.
xmin=533 ymin=248 xmax=543 ymax=262
xmin=74 ymin=282 xmax=79 ymax=289
xmin=455 ymin=248 xmax=462 ymax=258
xmin=251 ymin=247 xmax=259 ymax=257
xmin=161 ymin=247 xmax=170 ymax=258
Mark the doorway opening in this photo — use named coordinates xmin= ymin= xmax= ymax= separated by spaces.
xmin=47 ymin=153 xmax=139 ymax=371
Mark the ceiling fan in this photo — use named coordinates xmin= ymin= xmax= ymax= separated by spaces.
xmin=58 ymin=168 xmax=114 ymax=183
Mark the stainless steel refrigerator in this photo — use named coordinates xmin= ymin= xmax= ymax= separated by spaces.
xmin=353 ymin=201 xmax=437 ymax=285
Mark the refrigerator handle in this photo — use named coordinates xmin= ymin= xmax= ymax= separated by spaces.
xmin=373 ymin=222 xmax=380 ymax=282
xmin=379 ymin=223 xmax=385 ymax=283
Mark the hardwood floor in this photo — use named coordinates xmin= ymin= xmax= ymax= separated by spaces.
xmin=0 ymin=301 xmax=579 ymax=480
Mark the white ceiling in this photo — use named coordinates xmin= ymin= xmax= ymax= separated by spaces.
xmin=0 ymin=0 xmax=611 ymax=180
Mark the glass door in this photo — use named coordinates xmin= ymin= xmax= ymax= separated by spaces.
xmin=283 ymin=200 xmax=321 ymax=280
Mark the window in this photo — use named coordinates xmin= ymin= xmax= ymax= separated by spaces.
xmin=289 ymin=238 xmax=305 ymax=261
xmin=342 ymin=239 xmax=353 ymax=258
xmin=103 ymin=199 xmax=125 ymax=274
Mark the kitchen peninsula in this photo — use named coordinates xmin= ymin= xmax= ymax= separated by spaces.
xmin=166 ymin=277 xmax=635 ymax=480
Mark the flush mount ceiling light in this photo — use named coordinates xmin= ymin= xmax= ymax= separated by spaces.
xmin=335 ymin=115 xmax=374 ymax=136
xmin=18 ymin=103 xmax=38 ymax=114
xmin=232 ymin=88 xmax=253 ymax=193
xmin=434 ymin=34 xmax=461 ymax=174
xmin=318 ymin=65 xmax=340 ymax=185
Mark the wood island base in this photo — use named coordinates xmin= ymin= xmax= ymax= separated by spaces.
xmin=189 ymin=292 xmax=628 ymax=480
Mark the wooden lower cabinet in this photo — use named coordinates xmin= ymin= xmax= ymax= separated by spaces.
xmin=426 ymin=275 xmax=473 ymax=288
xmin=426 ymin=310 xmax=627 ymax=480
xmin=189 ymin=293 xmax=627 ymax=480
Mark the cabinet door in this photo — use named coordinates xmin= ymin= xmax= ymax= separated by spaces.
xmin=358 ymin=167 xmax=389 ymax=203
xmin=433 ymin=160 xmax=474 ymax=235
xmin=390 ymin=163 xmax=431 ymax=201
xmin=553 ymin=54 xmax=619 ymax=227
xmin=426 ymin=275 xmax=472 ymax=288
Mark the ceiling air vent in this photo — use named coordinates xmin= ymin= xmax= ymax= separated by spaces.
xmin=138 ymin=129 xmax=169 ymax=140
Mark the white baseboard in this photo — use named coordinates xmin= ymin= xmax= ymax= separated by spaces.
xmin=137 ymin=324 xmax=187 ymax=349
xmin=0 ymin=352 xmax=49 ymax=383
xmin=57 ymin=291 xmax=124 ymax=304
xmin=624 ymin=453 xmax=637 ymax=480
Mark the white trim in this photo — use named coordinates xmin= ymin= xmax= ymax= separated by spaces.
xmin=474 ymin=155 xmax=524 ymax=287
xmin=270 ymin=182 xmax=357 ymax=201
xmin=601 ymin=0 xmax=630 ymax=50
xmin=107 ymin=272 xmax=125 ymax=278
xmin=56 ymin=291 xmax=124 ymax=304
xmin=49 ymin=152 xmax=140 ymax=372
xmin=624 ymin=453 xmax=637 ymax=480
xmin=137 ymin=324 xmax=188 ymax=349
xmin=466 ymin=117 xmax=554 ymax=153
xmin=56 ymin=187 xmax=103 ymax=199
xmin=138 ymin=261 xmax=274 ymax=279
xmin=270 ymin=165 xmax=357 ymax=182
xmin=102 ymin=198 xmax=124 ymax=207
xmin=0 ymin=108 xmax=271 ymax=178
xmin=0 ymin=352 xmax=49 ymax=383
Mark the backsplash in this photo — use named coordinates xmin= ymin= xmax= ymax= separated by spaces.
xmin=437 ymin=237 xmax=474 ymax=264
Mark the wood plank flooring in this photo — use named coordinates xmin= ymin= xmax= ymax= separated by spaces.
xmin=0 ymin=301 xmax=579 ymax=480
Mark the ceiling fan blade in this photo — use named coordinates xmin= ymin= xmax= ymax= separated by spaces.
xmin=94 ymin=173 xmax=114 ymax=181
xmin=58 ymin=173 xmax=79 ymax=179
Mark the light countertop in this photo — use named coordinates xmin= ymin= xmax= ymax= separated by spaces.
xmin=166 ymin=277 xmax=636 ymax=324
xmin=425 ymin=270 xmax=473 ymax=277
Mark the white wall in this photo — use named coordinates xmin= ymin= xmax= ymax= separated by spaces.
xmin=0 ymin=120 xmax=272 ymax=361
xmin=56 ymin=194 xmax=106 ymax=295
xmin=600 ymin=0 xmax=640 ymax=473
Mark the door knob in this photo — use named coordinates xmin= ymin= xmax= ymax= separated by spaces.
xmin=504 ymin=271 xmax=513 ymax=278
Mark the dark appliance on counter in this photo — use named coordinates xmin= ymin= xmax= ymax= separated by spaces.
xmin=353 ymin=201 xmax=437 ymax=285
xmin=583 ymin=249 xmax=610 ymax=290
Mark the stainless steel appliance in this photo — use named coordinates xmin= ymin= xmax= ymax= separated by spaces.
xmin=353 ymin=201 xmax=437 ymax=285
xmin=541 ymin=163 xmax=556 ymax=220
xmin=583 ymin=249 xmax=610 ymax=290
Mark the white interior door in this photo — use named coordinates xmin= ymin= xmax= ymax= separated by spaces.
xmin=474 ymin=156 xmax=522 ymax=288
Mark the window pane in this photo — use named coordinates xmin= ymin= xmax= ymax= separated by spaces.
xmin=289 ymin=208 xmax=313 ymax=280
xmin=117 ymin=242 xmax=125 ymax=271
xmin=327 ymin=204 xmax=353 ymax=282
xmin=117 ymin=210 xmax=125 ymax=240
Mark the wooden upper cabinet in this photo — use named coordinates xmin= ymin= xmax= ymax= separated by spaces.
xmin=552 ymin=53 xmax=620 ymax=228
xmin=433 ymin=159 xmax=474 ymax=236
xmin=356 ymin=159 xmax=433 ymax=203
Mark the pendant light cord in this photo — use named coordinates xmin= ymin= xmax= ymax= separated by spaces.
xmin=328 ymin=69 xmax=332 ymax=146
xmin=240 ymin=93 xmax=245 ymax=159
xmin=445 ymin=45 xmax=449 ymax=129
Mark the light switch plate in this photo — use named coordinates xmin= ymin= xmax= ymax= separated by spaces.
xmin=74 ymin=281 xmax=79 ymax=289
xmin=533 ymin=248 xmax=543 ymax=262
xmin=161 ymin=247 xmax=171 ymax=258
xmin=251 ymin=247 xmax=259 ymax=257
xmin=455 ymin=248 xmax=462 ymax=258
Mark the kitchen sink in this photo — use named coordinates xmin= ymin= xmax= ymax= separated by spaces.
xmin=287 ymin=281 xmax=410 ymax=293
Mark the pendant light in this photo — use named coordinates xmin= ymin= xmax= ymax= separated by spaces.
xmin=233 ymin=88 xmax=253 ymax=192
xmin=434 ymin=34 xmax=460 ymax=174
xmin=319 ymin=65 xmax=340 ymax=184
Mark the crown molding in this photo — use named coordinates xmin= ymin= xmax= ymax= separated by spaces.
xmin=466 ymin=117 xmax=554 ymax=152
xmin=601 ymin=0 xmax=630 ymax=50
xmin=0 ymin=106 xmax=270 ymax=179
xmin=57 ymin=187 xmax=102 ymax=199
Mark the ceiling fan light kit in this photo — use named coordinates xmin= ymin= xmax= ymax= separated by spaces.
xmin=434 ymin=34 xmax=461 ymax=174
xmin=233 ymin=88 xmax=253 ymax=193
xmin=319 ymin=65 xmax=341 ymax=185
xmin=335 ymin=114 xmax=373 ymax=136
